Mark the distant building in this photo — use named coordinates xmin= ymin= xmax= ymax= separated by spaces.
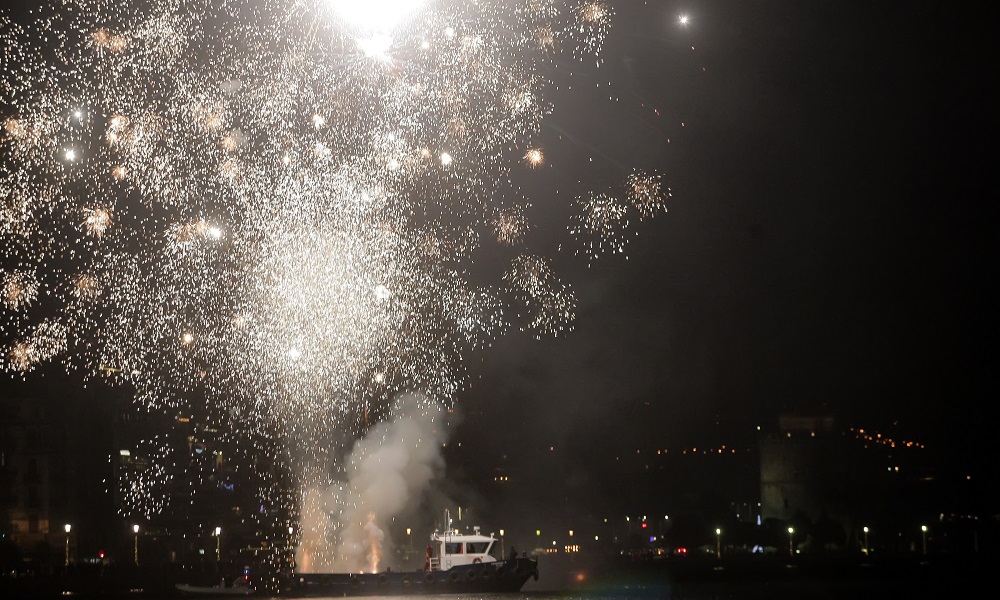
xmin=760 ymin=415 xmax=846 ymax=523
xmin=0 ymin=381 xmax=116 ymax=571
xmin=1 ymin=377 xmax=286 ymax=570
xmin=755 ymin=413 xmax=992 ymax=553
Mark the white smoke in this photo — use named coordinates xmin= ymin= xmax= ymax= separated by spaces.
xmin=296 ymin=392 xmax=451 ymax=572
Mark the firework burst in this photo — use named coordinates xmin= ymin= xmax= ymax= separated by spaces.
xmin=2 ymin=0 xmax=671 ymax=570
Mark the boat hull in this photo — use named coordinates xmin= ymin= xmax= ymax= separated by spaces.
xmin=175 ymin=583 xmax=254 ymax=596
xmin=285 ymin=558 xmax=538 ymax=597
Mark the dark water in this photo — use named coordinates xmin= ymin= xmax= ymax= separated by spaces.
xmin=4 ymin=554 xmax=993 ymax=600
xmin=515 ymin=553 xmax=992 ymax=599
xmin=514 ymin=553 xmax=993 ymax=599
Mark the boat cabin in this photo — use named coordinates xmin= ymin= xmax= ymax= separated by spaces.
xmin=425 ymin=526 xmax=500 ymax=571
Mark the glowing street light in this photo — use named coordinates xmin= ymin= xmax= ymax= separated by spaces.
xmin=215 ymin=527 xmax=222 ymax=562
xmin=863 ymin=526 xmax=870 ymax=555
xmin=133 ymin=525 xmax=140 ymax=566
xmin=921 ymin=525 xmax=928 ymax=555
xmin=715 ymin=528 xmax=722 ymax=559
xmin=499 ymin=529 xmax=505 ymax=558
xmin=64 ymin=524 xmax=72 ymax=567
xmin=787 ymin=527 xmax=795 ymax=557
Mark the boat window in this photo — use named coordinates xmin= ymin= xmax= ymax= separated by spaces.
xmin=466 ymin=542 xmax=489 ymax=554
xmin=445 ymin=542 xmax=463 ymax=555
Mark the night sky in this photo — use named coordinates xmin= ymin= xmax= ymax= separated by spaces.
xmin=454 ymin=0 xmax=995 ymax=484
xmin=2 ymin=0 xmax=995 ymax=523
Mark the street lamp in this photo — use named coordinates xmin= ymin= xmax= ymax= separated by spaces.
xmin=921 ymin=525 xmax=927 ymax=555
xmin=715 ymin=528 xmax=722 ymax=559
xmin=787 ymin=527 xmax=794 ymax=557
xmin=499 ymin=529 xmax=505 ymax=558
xmin=862 ymin=526 xmax=869 ymax=555
xmin=64 ymin=524 xmax=72 ymax=567
xmin=215 ymin=527 xmax=222 ymax=562
xmin=133 ymin=524 xmax=140 ymax=566
xmin=406 ymin=527 xmax=412 ymax=550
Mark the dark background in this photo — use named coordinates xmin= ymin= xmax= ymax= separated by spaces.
xmin=452 ymin=0 xmax=995 ymax=497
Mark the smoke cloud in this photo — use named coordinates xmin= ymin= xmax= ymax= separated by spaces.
xmin=296 ymin=392 xmax=451 ymax=572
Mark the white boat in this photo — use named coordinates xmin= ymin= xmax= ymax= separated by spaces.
xmin=285 ymin=510 xmax=538 ymax=596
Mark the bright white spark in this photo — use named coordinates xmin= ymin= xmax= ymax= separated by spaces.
xmin=356 ymin=34 xmax=394 ymax=61
xmin=326 ymin=0 xmax=425 ymax=34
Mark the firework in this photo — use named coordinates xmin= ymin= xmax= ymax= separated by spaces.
xmin=1 ymin=0 xmax=670 ymax=570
